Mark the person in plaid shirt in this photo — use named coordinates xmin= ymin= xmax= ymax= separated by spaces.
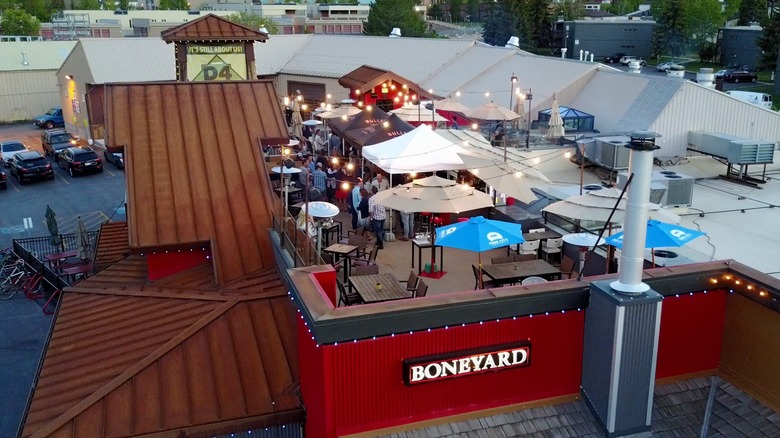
xmin=368 ymin=186 xmax=387 ymax=249
xmin=312 ymin=162 xmax=327 ymax=196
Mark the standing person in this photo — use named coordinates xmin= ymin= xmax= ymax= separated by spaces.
xmin=328 ymin=132 xmax=341 ymax=156
xmin=399 ymin=210 xmax=414 ymax=241
xmin=368 ymin=186 xmax=387 ymax=249
xmin=349 ymin=178 xmax=363 ymax=229
xmin=451 ymin=115 xmax=460 ymax=129
xmin=326 ymin=161 xmax=338 ymax=203
xmin=371 ymin=173 xmax=390 ymax=192
xmin=296 ymin=156 xmax=311 ymax=189
xmin=334 ymin=163 xmax=349 ymax=212
xmin=312 ymin=162 xmax=327 ymax=200
xmin=357 ymin=188 xmax=370 ymax=229
xmin=314 ymin=129 xmax=328 ymax=153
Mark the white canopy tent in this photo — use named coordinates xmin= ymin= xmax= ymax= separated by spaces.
xmin=362 ymin=124 xmax=473 ymax=174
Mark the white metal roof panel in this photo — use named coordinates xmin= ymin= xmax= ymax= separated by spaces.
xmin=276 ymin=34 xmax=475 ymax=80
xmin=80 ymin=38 xmax=175 ymax=83
xmin=567 ymin=69 xmax=653 ymax=133
xmin=0 ymin=41 xmax=76 ymax=72
xmin=255 ymin=34 xmax=313 ymax=76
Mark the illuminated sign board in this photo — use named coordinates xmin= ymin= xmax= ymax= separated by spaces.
xmin=187 ymin=44 xmax=246 ymax=81
xmin=403 ymin=342 xmax=531 ymax=386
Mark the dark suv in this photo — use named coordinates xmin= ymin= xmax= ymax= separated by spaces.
xmin=9 ymin=151 xmax=54 ymax=184
xmin=722 ymin=70 xmax=757 ymax=83
xmin=41 ymin=129 xmax=78 ymax=157
xmin=603 ymin=53 xmax=627 ymax=63
xmin=56 ymin=147 xmax=103 ymax=177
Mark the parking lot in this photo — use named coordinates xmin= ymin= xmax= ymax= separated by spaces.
xmin=0 ymin=123 xmax=126 ymax=251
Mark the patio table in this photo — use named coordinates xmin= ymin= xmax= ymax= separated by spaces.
xmin=411 ymin=238 xmax=444 ymax=275
xmin=479 ymin=259 xmax=561 ymax=286
xmin=323 ymin=243 xmax=358 ymax=280
xmin=349 ymin=273 xmax=412 ymax=303
xmin=45 ymin=249 xmax=78 ymax=270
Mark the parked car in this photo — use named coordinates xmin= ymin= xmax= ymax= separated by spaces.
xmin=0 ymin=140 xmax=30 ymax=167
xmin=714 ymin=69 xmax=728 ymax=79
xmin=41 ymin=129 xmax=78 ymax=157
xmin=33 ymin=107 xmax=64 ymax=129
xmin=620 ymin=56 xmax=646 ymax=66
xmin=104 ymin=150 xmax=124 ymax=169
xmin=0 ymin=170 xmax=6 ymax=190
xmin=722 ymin=70 xmax=757 ymax=83
xmin=603 ymin=53 xmax=627 ymax=64
xmin=56 ymin=147 xmax=103 ymax=177
xmin=9 ymin=151 xmax=54 ymax=184
xmin=655 ymin=62 xmax=683 ymax=72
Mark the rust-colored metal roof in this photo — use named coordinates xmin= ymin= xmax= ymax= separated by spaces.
xmin=21 ymin=264 xmax=301 ymax=438
xmin=103 ymin=81 xmax=287 ymax=285
xmin=338 ymin=65 xmax=440 ymax=100
xmin=92 ymin=221 xmax=129 ymax=273
xmin=161 ymin=13 xmax=269 ymax=42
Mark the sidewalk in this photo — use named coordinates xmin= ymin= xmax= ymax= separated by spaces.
xmin=0 ymin=295 xmax=53 ymax=437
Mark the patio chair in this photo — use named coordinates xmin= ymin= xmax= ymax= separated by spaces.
xmin=351 ymin=245 xmax=379 ymax=267
xmin=560 ymin=256 xmax=576 ymax=279
xmin=352 ymin=264 xmax=379 ymax=276
xmin=337 ymin=279 xmax=363 ymax=307
xmin=321 ymin=253 xmax=344 ymax=274
xmin=338 ymin=234 xmax=368 ymax=258
xmin=541 ymin=238 xmax=563 ymax=264
xmin=517 ymin=240 xmax=540 ymax=256
xmin=491 ymin=256 xmax=514 ymax=264
xmin=400 ymin=271 xmax=420 ymax=296
xmin=415 ymin=278 xmax=429 ymax=298
xmin=471 ymin=265 xmax=498 ymax=289
xmin=513 ymin=254 xmax=537 ymax=262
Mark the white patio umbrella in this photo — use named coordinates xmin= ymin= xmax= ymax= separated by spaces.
xmin=466 ymin=103 xmax=521 ymax=122
xmin=545 ymin=94 xmax=565 ymax=140
xmin=372 ymin=175 xmax=494 ymax=213
xmin=542 ymin=187 xmax=681 ymax=224
xmin=434 ymin=98 xmax=470 ymax=114
xmin=458 ymin=153 xmax=550 ymax=204
xmin=390 ymin=104 xmax=447 ymax=123
xmin=317 ymin=106 xmax=362 ymax=119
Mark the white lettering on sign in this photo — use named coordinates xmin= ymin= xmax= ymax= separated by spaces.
xmin=403 ymin=343 xmax=531 ymax=385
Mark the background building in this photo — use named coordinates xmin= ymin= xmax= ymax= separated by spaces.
xmin=554 ymin=19 xmax=656 ymax=61
xmin=718 ymin=25 xmax=764 ymax=69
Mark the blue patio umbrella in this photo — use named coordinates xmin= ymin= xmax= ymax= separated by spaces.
xmin=436 ymin=216 xmax=525 ymax=288
xmin=605 ymin=220 xmax=706 ymax=266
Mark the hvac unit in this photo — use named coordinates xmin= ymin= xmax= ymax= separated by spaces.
xmin=688 ymin=131 xmax=775 ymax=165
xmin=591 ymin=137 xmax=631 ymax=170
xmin=616 ymin=174 xmax=668 ymax=205
xmin=618 ymin=171 xmax=693 ymax=207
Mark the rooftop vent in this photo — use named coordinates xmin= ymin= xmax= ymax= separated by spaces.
xmin=505 ymin=36 xmax=520 ymax=49
xmin=389 ymin=27 xmax=401 ymax=38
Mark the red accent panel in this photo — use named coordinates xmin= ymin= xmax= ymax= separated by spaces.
xmin=656 ymin=289 xmax=727 ymax=379
xmin=319 ymin=312 xmax=585 ymax=436
xmin=298 ymin=317 xmax=335 ymax=437
xmin=311 ymin=269 xmax=337 ymax=306
xmin=146 ymin=249 xmax=210 ymax=281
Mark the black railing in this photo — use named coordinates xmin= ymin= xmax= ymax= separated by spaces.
xmin=12 ymin=231 xmax=99 ymax=293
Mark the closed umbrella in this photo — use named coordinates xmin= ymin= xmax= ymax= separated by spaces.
xmin=435 ymin=216 xmax=525 ymax=288
xmin=545 ymin=94 xmax=565 ymax=140
xmin=291 ymin=100 xmax=304 ymax=139
xmin=76 ymin=216 xmax=91 ymax=262
xmin=605 ymin=219 xmax=706 ymax=267
xmin=45 ymin=205 xmax=61 ymax=249
xmin=513 ymin=95 xmax=526 ymax=131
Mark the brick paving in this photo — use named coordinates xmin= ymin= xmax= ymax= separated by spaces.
xmin=384 ymin=377 xmax=780 ymax=437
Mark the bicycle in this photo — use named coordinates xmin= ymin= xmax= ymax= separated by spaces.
xmin=0 ymin=258 xmax=29 ymax=299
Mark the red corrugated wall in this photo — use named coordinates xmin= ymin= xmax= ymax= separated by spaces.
xmin=299 ymin=310 xmax=586 ymax=437
xmin=146 ymin=249 xmax=210 ymax=281
xmin=656 ymin=289 xmax=727 ymax=379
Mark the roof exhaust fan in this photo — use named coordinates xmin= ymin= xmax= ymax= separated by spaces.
xmin=389 ymin=28 xmax=401 ymax=38
xmin=505 ymin=36 xmax=520 ymax=49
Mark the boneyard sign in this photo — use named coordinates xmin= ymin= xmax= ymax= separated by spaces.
xmin=403 ymin=342 xmax=531 ymax=386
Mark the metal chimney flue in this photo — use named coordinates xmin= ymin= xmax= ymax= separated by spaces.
xmin=610 ymin=130 xmax=661 ymax=295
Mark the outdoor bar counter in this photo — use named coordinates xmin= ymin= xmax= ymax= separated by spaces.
xmin=280 ymin=256 xmax=780 ymax=438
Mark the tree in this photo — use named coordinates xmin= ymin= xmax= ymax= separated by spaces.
xmin=685 ymin=0 xmax=725 ymax=51
xmin=0 ymin=8 xmax=41 ymax=36
xmin=428 ymin=3 xmax=444 ymax=21
xmin=604 ymin=0 xmax=643 ymax=16
xmin=448 ymin=0 xmax=463 ymax=22
xmin=525 ymin=0 xmax=554 ymax=48
xmin=482 ymin=0 xmax=517 ymax=47
xmin=72 ymin=0 xmax=101 ymax=10
xmin=225 ymin=12 xmax=279 ymax=34
xmin=159 ymin=0 xmax=189 ymax=10
xmin=757 ymin=9 xmax=780 ymax=70
xmin=653 ymin=0 xmax=688 ymax=59
xmin=363 ymin=0 xmax=435 ymax=37
xmin=737 ymin=0 xmax=767 ymax=25
xmin=557 ymin=0 xmax=585 ymax=21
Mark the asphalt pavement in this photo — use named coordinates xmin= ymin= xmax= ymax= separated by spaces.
xmin=0 ymin=122 xmax=126 ymax=437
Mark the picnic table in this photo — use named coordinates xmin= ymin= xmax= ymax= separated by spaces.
xmin=479 ymin=259 xmax=561 ymax=286
xmin=349 ymin=273 xmax=412 ymax=304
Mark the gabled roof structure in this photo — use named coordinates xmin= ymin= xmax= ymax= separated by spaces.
xmin=161 ymin=13 xmax=269 ymax=42
xmin=103 ymin=80 xmax=287 ymax=285
xmin=338 ymin=65 xmax=439 ymax=100
xmin=20 ymin=255 xmax=302 ymax=438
